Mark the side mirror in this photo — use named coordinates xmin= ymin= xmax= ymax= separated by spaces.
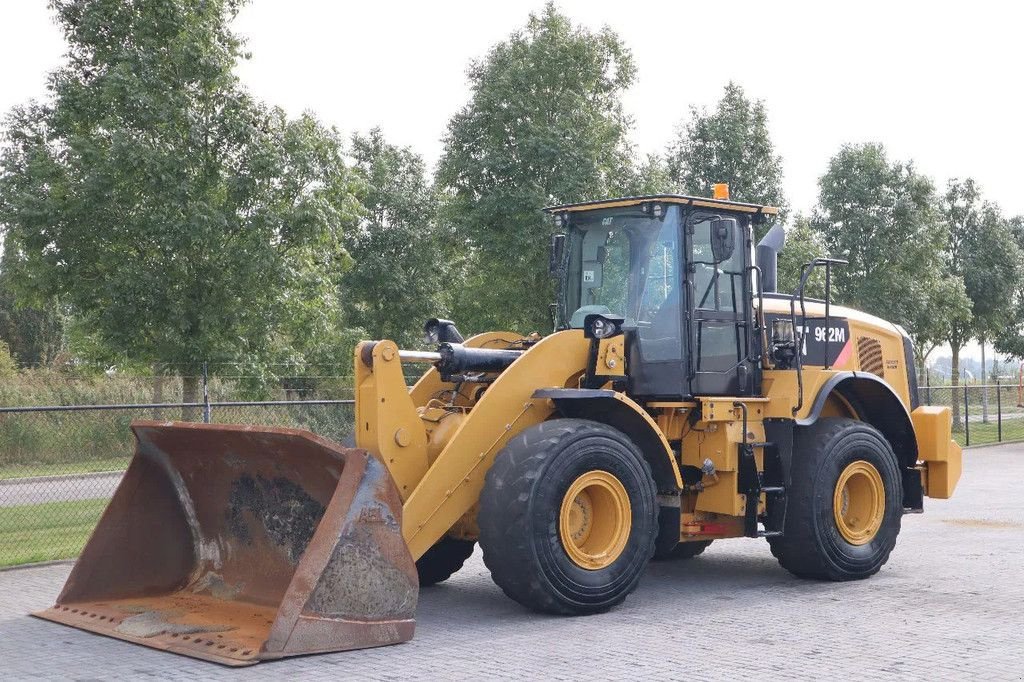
xmin=710 ymin=218 xmax=737 ymax=263
xmin=424 ymin=318 xmax=465 ymax=344
xmin=583 ymin=313 xmax=625 ymax=340
xmin=549 ymin=233 xmax=566 ymax=276
xmin=769 ymin=317 xmax=797 ymax=369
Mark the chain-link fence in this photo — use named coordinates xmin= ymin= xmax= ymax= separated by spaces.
xmin=0 ymin=400 xmax=354 ymax=568
xmin=4 ymin=380 xmax=1021 ymax=569
xmin=922 ymin=383 xmax=1024 ymax=447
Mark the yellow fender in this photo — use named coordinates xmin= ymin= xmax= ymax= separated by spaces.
xmin=533 ymin=387 xmax=683 ymax=491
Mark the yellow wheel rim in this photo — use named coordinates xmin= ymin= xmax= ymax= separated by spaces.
xmin=559 ymin=470 xmax=632 ymax=570
xmin=833 ymin=460 xmax=885 ymax=545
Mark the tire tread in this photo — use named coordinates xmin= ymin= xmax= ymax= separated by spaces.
xmin=478 ymin=419 xmax=656 ymax=614
xmin=768 ymin=417 xmax=902 ymax=581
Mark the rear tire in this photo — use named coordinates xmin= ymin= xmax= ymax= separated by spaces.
xmin=478 ymin=419 xmax=657 ymax=615
xmin=341 ymin=434 xmax=475 ymax=586
xmin=652 ymin=505 xmax=713 ymax=560
xmin=769 ymin=418 xmax=903 ymax=581
xmin=342 ymin=435 xmax=474 ymax=587
xmin=416 ymin=537 xmax=475 ymax=586
xmin=655 ymin=540 xmax=712 ymax=561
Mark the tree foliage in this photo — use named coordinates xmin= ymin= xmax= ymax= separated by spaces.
xmin=0 ymin=0 xmax=1019 ymax=397
xmin=0 ymin=340 xmax=18 ymax=377
xmin=0 ymin=239 xmax=65 ymax=366
xmin=620 ymin=154 xmax=671 ymax=196
xmin=933 ymin=179 xmax=1021 ymax=427
xmin=668 ymin=82 xmax=787 ymax=235
xmin=776 ymin=214 xmax=825 ymax=296
xmin=0 ymin=0 xmax=361 ymax=394
xmin=436 ymin=3 xmax=637 ymax=334
xmin=811 ymin=143 xmax=968 ymax=364
xmin=994 ymin=215 xmax=1024 ymax=359
xmin=942 ymin=179 xmax=1022 ymax=357
xmin=344 ymin=128 xmax=449 ymax=348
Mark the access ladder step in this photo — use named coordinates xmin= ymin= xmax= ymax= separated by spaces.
xmin=761 ymin=486 xmax=785 ymax=495
xmin=758 ymin=530 xmax=784 ymax=538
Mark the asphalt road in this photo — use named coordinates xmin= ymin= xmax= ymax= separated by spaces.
xmin=0 ymin=472 xmax=123 ymax=508
xmin=0 ymin=444 xmax=1022 ymax=680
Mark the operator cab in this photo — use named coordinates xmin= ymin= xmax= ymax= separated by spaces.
xmin=547 ymin=193 xmax=778 ymax=400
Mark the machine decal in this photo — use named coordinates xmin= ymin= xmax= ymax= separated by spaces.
xmin=765 ymin=314 xmax=852 ymax=367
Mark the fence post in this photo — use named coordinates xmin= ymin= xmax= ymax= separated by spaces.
xmin=202 ymin=361 xmax=211 ymax=424
xmin=997 ymin=378 xmax=1002 ymax=443
xmin=925 ymin=370 xmax=932 ymax=406
xmin=963 ymin=385 xmax=970 ymax=447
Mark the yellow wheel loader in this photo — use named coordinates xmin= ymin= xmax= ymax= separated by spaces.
xmin=36 ymin=187 xmax=962 ymax=665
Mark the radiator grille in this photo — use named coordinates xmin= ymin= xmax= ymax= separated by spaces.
xmin=857 ymin=336 xmax=884 ymax=376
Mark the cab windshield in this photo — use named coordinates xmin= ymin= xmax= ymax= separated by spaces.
xmin=560 ymin=205 xmax=682 ymax=330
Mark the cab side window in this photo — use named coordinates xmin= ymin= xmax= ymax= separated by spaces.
xmin=691 ymin=219 xmax=745 ymax=313
xmin=637 ymin=218 xmax=682 ymax=361
xmin=689 ymin=216 xmax=746 ymax=375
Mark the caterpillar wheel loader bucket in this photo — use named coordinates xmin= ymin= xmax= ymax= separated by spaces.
xmin=33 ymin=421 xmax=418 ymax=667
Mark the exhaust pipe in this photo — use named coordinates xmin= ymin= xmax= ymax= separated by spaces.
xmin=755 ymin=223 xmax=786 ymax=293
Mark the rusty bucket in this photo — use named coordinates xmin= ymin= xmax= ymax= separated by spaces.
xmin=33 ymin=421 xmax=418 ymax=666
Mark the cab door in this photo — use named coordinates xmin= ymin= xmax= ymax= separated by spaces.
xmin=625 ymin=204 xmax=690 ymax=399
xmin=686 ymin=211 xmax=757 ymax=396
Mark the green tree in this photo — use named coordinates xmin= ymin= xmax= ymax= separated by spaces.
xmin=904 ymin=270 xmax=971 ymax=376
xmin=620 ymin=154 xmax=671 ymax=196
xmin=436 ymin=3 xmax=637 ymax=334
xmin=811 ymin=144 xmax=967 ymax=366
xmin=667 ymin=82 xmax=787 ymax=236
xmin=942 ymin=180 xmax=1022 ymax=427
xmin=0 ymin=340 xmax=18 ymax=377
xmin=0 ymin=239 xmax=65 ymax=366
xmin=344 ymin=128 xmax=449 ymax=348
xmin=0 ymin=0 xmax=361 ymax=404
xmin=994 ymin=216 xmax=1024 ymax=360
xmin=776 ymin=214 xmax=825 ymax=296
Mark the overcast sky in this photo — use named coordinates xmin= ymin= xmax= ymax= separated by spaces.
xmin=3 ymin=1 xmax=1023 ymax=217
xmin=2 ymin=0 xmax=1021 ymax=362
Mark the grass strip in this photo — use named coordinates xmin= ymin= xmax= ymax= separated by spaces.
xmin=0 ymin=497 xmax=108 ymax=567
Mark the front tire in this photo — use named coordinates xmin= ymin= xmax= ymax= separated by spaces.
xmin=478 ymin=419 xmax=657 ymax=615
xmin=416 ymin=537 xmax=475 ymax=586
xmin=769 ymin=418 xmax=903 ymax=581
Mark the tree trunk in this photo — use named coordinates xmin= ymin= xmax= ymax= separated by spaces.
xmin=917 ymin=347 xmax=932 ymax=405
xmin=1019 ymin=361 xmax=1024 ymax=409
xmin=951 ymin=346 xmax=962 ymax=432
xmin=980 ymin=339 xmax=989 ymax=424
xmin=152 ymin=362 xmax=164 ymax=419
xmin=182 ymin=373 xmax=201 ymax=422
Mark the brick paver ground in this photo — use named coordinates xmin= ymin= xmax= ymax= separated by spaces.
xmin=1 ymin=444 xmax=1022 ymax=680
